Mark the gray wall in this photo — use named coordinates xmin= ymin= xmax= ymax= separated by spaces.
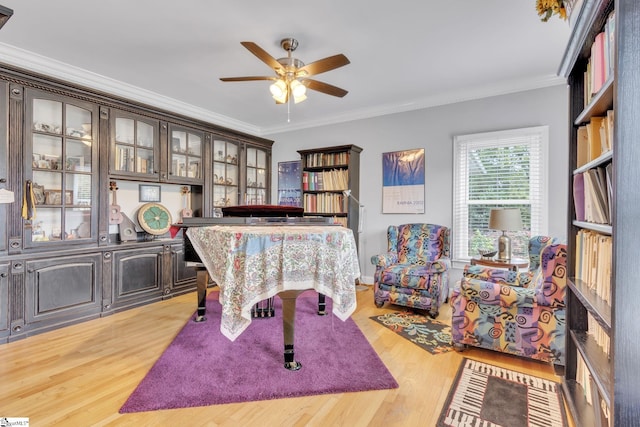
xmin=269 ymin=85 xmax=569 ymax=283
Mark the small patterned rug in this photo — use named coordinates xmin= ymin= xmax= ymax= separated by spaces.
xmin=370 ymin=311 xmax=453 ymax=354
xmin=437 ymin=358 xmax=567 ymax=427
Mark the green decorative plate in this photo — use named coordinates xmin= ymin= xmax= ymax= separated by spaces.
xmin=138 ymin=203 xmax=172 ymax=235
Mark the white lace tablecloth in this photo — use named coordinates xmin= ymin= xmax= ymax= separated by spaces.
xmin=186 ymin=225 xmax=360 ymax=341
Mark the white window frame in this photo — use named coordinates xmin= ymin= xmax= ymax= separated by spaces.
xmin=452 ymin=126 xmax=549 ymax=264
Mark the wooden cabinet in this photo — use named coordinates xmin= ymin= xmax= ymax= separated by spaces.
xmin=171 ymin=243 xmax=197 ymax=294
xmin=0 ymin=263 xmax=8 ymax=340
xmin=24 ymin=89 xmax=99 ymax=249
xmin=111 ymin=246 xmax=164 ymax=310
xmin=110 ymin=110 xmax=160 ymax=180
xmin=168 ymin=124 xmax=204 ymax=184
xmin=297 ymin=145 xmax=362 ymax=239
xmin=211 ymin=137 xmax=272 ymax=208
xmin=559 ymin=1 xmax=640 ymax=425
xmin=0 ymin=62 xmax=272 ymax=343
xmin=0 ymin=81 xmax=7 ymax=253
xmin=24 ymin=253 xmax=103 ymax=334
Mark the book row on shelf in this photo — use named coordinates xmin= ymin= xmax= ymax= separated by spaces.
xmin=575 ymin=229 xmax=612 ymax=306
xmin=573 ymin=163 xmax=612 ymax=225
xmin=114 ymin=146 xmax=154 ymax=173
xmin=587 ymin=312 xmax=610 ymax=357
xmin=303 ymin=151 xmax=350 ymax=167
xmin=575 ymin=352 xmax=611 ymax=427
xmin=584 ymin=10 xmax=615 ymax=106
xmin=302 ymin=169 xmax=348 ymax=191
xmin=576 ymin=110 xmax=614 ymax=168
xmin=303 ymin=193 xmax=346 ymax=214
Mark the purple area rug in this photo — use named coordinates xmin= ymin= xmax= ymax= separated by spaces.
xmin=120 ymin=291 xmax=398 ymax=412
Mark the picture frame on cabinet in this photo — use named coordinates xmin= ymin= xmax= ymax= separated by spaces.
xmin=33 ymin=184 xmax=45 ymax=205
xmin=45 ymin=190 xmax=72 ymax=205
xmin=65 ymin=156 xmax=84 ymax=171
xmin=139 ymin=184 xmax=161 ymax=202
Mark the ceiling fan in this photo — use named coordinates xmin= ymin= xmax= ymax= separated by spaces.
xmin=220 ymin=38 xmax=350 ymax=104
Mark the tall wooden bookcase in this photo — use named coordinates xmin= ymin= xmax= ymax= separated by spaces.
xmin=297 ymin=145 xmax=362 ymax=244
xmin=559 ymin=0 xmax=640 ymax=425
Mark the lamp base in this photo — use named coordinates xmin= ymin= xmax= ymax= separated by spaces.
xmin=497 ymin=233 xmax=511 ymax=262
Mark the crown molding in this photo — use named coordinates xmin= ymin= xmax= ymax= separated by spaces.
xmin=260 ymin=74 xmax=568 ymax=135
xmin=0 ymin=43 xmax=260 ymax=136
xmin=0 ymin=43 xmax=566 ymax=137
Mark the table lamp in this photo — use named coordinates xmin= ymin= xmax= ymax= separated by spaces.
xmin=489 ymin=208 xmax=523 ymax=262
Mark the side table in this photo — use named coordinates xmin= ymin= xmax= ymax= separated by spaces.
xmin=470 ymin=256 xmax=529 ymax=272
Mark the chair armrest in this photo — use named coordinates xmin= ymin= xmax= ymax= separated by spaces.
xmin=423 ymin=258 xmax=450 ymax=273
xmin=463 ymin=264 xmax=520 ymax=285
xmin=459 ymin=277 xmax=537 ymax=308
xmin=370 ymin=252 xmax=398 ymax=267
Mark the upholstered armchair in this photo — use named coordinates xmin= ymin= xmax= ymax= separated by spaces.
xmin=450 ymin=236 xmax=567 ymax=365
xmin=370 ymin=223 xmax=451 ymax=318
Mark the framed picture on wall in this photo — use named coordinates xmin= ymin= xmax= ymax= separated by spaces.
xmin=382 ymin=148 xmax=425 ymax=214
xmin=277 ymin=160 xmax=302 ymax=207
xmin=139 ymin=184 xmax=161 ymax=202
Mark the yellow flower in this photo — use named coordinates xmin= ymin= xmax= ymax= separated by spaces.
xmin=536 ymin=0 xmax=567 ymax=22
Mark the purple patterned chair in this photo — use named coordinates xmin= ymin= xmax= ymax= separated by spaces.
xmin=370 ymin=223 xmax=451 ymax=318
xmin=450 ymin=236 xmax=567 ymax=365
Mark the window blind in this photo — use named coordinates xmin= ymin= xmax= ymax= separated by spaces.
xmin=452 ymin=126 xmax=549 ymax=262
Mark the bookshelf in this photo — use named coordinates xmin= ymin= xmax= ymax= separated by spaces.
xmin=297 ymin=144 xmax=362 ymax=239
xmin=559 ymin=0 xmax=640 ymax=426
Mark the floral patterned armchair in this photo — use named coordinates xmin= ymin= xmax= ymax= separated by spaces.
xmin=450 ymin=236 xmax=567 ymax=365
xmin=370 ymin=223 xmax=451 ymax=318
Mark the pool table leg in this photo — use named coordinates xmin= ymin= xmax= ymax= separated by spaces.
xmin=279 ymin=290 xmax=304 ymax=371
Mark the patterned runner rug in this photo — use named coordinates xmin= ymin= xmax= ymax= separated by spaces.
xmin=370 ymin=311 xmax=453 ymax=354
xmin=437 ymin=358 xmax=567 ymax=427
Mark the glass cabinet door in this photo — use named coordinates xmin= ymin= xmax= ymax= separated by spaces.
xmin=169 ymin=125 xmax=203 ymax=182
xmin=212 ymin=139 xmax=239 ymax=207
xmin=245 ymin=146 xmax=268 ymax=205
xmin=111 ymin=111 xmax=158 ymax=178
xmin=26 ymin=91 xmax=97 ymax=246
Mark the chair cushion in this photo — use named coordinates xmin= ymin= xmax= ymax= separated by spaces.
xmin=379 ymin=262 xmax=447 ymax=290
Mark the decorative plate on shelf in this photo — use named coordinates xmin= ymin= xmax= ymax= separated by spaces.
xmin=137 ymin=203 xmax=172 ymax=235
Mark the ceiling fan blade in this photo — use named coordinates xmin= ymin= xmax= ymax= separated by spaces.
xmin=297 ymin=54 xmax=350 ymax=77
xmin=220 ymin=76 xmax=277 ymax=82
xmin=240 ymin=41 xmax=283 ymax=72
xmin=303 ymin=79 xmax=348 ymax=98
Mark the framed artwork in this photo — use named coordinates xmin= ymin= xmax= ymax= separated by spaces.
xmin=277 ymin=160 xmax=302 ymax=207
xmin=139 ymin=184 xmax=161 ymax=202
xmin=382 ymin=148 xmax=425 ymax=214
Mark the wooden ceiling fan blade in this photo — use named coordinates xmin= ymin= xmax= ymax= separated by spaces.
xmin=220 ymin=76 xmax=277 ymax=82
xmin=297 ymin=54 xmax=350 ymax=77
xmin=303 ymin=79 xmax=348 ymax=97
xmin=240 ymin=41 xmax=283 ymax=72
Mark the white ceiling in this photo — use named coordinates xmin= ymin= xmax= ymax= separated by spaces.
xmin=0 ymin=1 xmax=570 ymax=136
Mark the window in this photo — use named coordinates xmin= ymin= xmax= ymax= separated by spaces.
xmin=452 ymin=126 xmax=548 ymax=262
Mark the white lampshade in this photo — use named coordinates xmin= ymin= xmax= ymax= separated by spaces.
xmin=290 ymin=79 xmax=307 ymax=104
xmin=489 ymin=208 xmax=523 ymax=231
xmin=269 ymin=80 xmax=288 ymax=103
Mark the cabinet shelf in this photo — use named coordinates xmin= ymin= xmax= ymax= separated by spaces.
xmin=575 ymin=78 xmax=614 ymax=125
xmin=570 ymin=329 xmax=612 ymax=406
xmin=568 ymin=278 xmax=611 ymax=332
xmin=573 ymin=150 xmax=612 ymax=174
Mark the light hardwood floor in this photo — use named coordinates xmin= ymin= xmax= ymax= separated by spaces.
xmin=0 ymin=286 xmax=572 ymax=426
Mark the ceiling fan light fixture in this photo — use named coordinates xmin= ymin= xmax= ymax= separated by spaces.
xmin=290 ymin=79 xmax=306 ymax=97
xmin=270 ymin=79 xmax=288 ymax=102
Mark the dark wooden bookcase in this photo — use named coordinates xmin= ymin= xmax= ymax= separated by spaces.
xmin=559 ymin=0 xmax=640 ymax=425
